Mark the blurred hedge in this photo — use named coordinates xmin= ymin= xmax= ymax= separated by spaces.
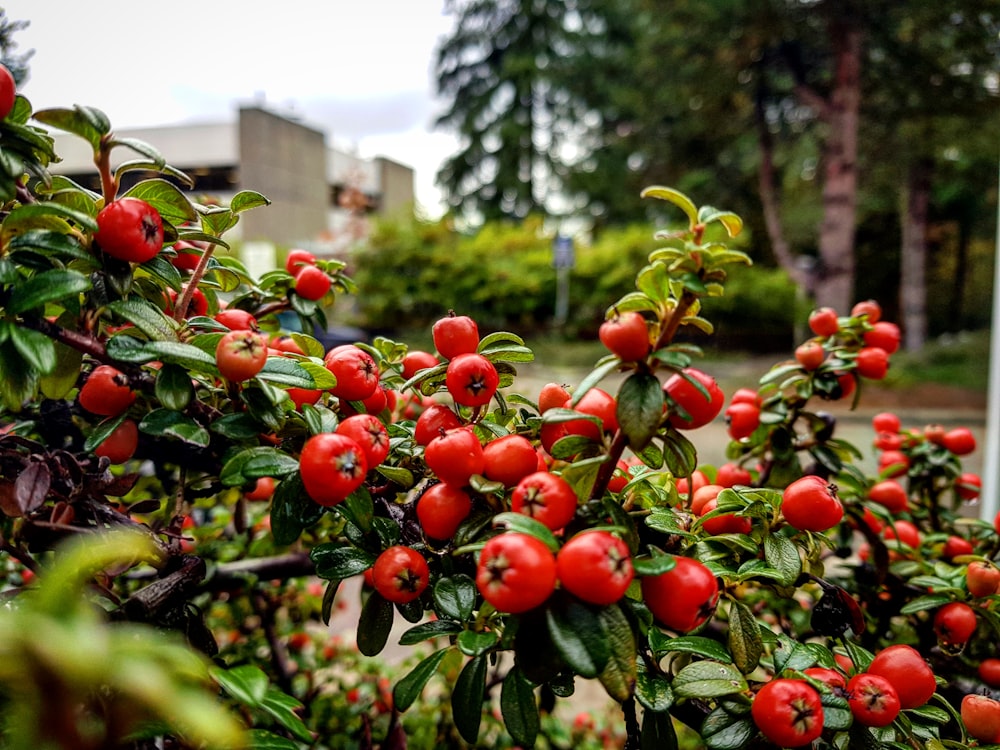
xmin=349 ymin=216 xmax=798 ymax=352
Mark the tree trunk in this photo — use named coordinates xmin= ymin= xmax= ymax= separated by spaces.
xmin=755 ymin=89 xmax=811 ymax=293
xmin=900 ymin=159 xmax=932 ymax=351
xmin=809 ymin=20 xmax=862 ymax=314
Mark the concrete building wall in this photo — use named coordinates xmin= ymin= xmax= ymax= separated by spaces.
xmin=376 ymin=157 xmax=415 ymax=216
xmin=237 ymin=107 xmax=329 ymax=246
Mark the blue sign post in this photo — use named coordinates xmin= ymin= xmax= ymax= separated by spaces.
xmin=552 ymin=234 xmax=575 ymax=326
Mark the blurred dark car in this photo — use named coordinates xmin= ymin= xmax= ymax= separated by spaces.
xmin=276 ymin=312 xmax=368 ymax=352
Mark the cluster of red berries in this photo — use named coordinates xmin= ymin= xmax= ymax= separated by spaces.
xmin=286 ymin=249 xmax=332 ymax=301
xmin=753 ymin=644 xmax=937 ymax=746
xmin=804 ymin=299 xmax=901 ymax=382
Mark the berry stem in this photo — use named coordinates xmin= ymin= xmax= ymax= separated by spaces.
xmin=173 ymin=236 xmax=220 ymax=322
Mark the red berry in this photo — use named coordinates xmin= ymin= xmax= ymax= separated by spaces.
xmin=795 ymin=340 xmax=826 ymax=371
xmin=664 ymin=368 xmax=725 ymax=430
xmin=963 ymin=694 xmax=1000 ymax=744
xmin=851 ymin=299 xmax=881 ymax=323
xmin=846 ymin=673 xmax=900 ymax=727
xmin=95 ymin=197 xmax=164 ymax=263
xmin=781 ymin=476 xmax=843 ymax=532
xmin=416 ymin=483 xmax=472 ymax=540
xmin=867 ymin=644 xmax=936 ymax=709
xmin=401 ymin=350 xmax=439 ymax=379
xmin=216 ymin=330 xmax=268 ymax=382
xmin=445 ymin=352 xmax=499 ymax=407
xmin=371 ymin=546 xmax=429 ymax=604
xmin=476 ymin=533 xmax=557 ymax=613
xmin=751 ymin=679 xmax=824 ymax=748
xmin=94 ymin=418 xmax=139 ymax=464
xmin=324 ymin=345 xmax=380 ymax=402
xmin=933 ymin=601 xmax=977 ymax=646
xmin=808 ymin=307 xmax=839 ymax=337
xmin=641 ymin=556 xmax=719 ymax=632
xmin=432 ymin=312 xmax=479 ymax=359
xmin=556 ymin=531 xmax=633 ymax=606
xmin=285 ymin=248 xmax=317 ymax=275
xmin=0 ymin=64 xmax=16 ymax=120
xmin=79 ymin=365 xmax=136 ymax=417
xmin=294 ymin=264 xmax=332 ymax=301
xmin=299 ymin=433 xmax=369 ymax=506
xmin=864 ymin=321 xmax=901 ymax=354
xmin=855 ymin=346 xmax=889 ymax=380
xmin=598 ymin=311 xmax=650 ymax=362
xmin=943 ymin=427 xmax=976 ymax=456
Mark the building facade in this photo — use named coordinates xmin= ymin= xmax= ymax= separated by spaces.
xmin=48 ymin=105 xmax=415 ymax=255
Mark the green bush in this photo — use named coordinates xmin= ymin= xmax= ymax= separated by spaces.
xmin=353 ymin=217 xmax=798 ymax=350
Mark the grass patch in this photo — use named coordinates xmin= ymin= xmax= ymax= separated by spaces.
xmin=885 ymin=330 xmax=990 ymax=393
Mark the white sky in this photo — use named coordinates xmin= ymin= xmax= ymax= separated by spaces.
xmin=3 ymin=0 xmax=458 ymax=216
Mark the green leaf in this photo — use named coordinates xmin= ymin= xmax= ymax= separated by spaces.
xmin=246 ymin=729 xmax=299 ymax=750
xmin=821 ymin=692 xmax=853 ymax=731
xmin=698 ymin=208 xmax=743 ymax=238
xmin=257 ymin=356 xmax=317 ymax=388
xmin=641 ymin=185 xmax=698 ymax=227
xmin=727 ymin=599 xmax=763 ymax=674
xmin=9 ymin=325 xmax=56 ymax=374
xmin=616 ymin=371 xmax=664 ymax=451
xmin=338 ymin=487 xmax=374 ymax=534
xmin=107 ymin=136 xmax=165 ymax=167
xmin=570 ymin=358 xmax=621 ymax=405
xmin=633 ymin=553 xmax=678 ymax=577
xmin=259 ymin=688 xmax=312 ymax=743
xmin=310 ymin=545 xmax=375 ymax=580
xmin=269 ymin=473 xmax=322 ymax=546
xmin=155 ymin=364 xmax=194 ymax=411
xmin=138 ymin=409 xmax=210 ymax=447
xmin=106 ymin=337 xmax=218 ymax=372
xmin=35 ymin=105 xmax=111 ymax=148
xmin=662 ymin=430 xmax=699 ymax=479
xmin=433 ymin=574 xmax=478 ymax=621
xmin=83 ymin=414 xmax=127 ymax=452
xmin=399 ymin=620 xmax=463 ymax=646
xmin=491 ymin=512 xmax=560 ymax=552
xmin=641 ymin=709 xmax=679 ymax=750
xmin=671 ymin=661 xmax=747 ymax=700
xmin=6 ymin=269 xmax=91 ymax=314
xmin=107 ymin=298 xmax=179 ymax=342
xmin=597 ymin=604 xmax=637 ymax=702
xmin=899 ymin=594 xmax=954 ymax=615
xmin=138 ymin=253 xmax=184 ymax=290
xmin=394 ymin=648 xmax=450 ymax=712
xmin=635 ymin=262 xmax=672 ymax=306
xmin=457 ymin=630 xmax=499 ymax=656
xmin=218 ymin=447 xmax=297 ymax=486
xmin=123 ymin=178 xmax=198 ymax=224
xmin=230 ymin=190 xmax=271 ymax=213
xmin=649 ymin=634 xmax=732 ymax=663
xmin=39 ymin=339 xmax=83 ymax=399
xmin=636 ymin=669 xmax=674 ymax=712
xmin=763 ymin=533 xmax=802 ymax=587
xmin=702 ymin=705 xmax=756 ymax=750
xmin=357 ymin=590 xmax=394 ymax=657
xmin=0 ymin=339 xmax=37 ymax=410
xmin=500 ymin=665 xmax=539 ymax=748
xmin=296 ymin=359 xmax=337 ymax=389
xmin=3 ymin=202 xmax=98 ymax=234
xmin=545 ymin=594 xmax=610 ymax=679
xmin=8 ymin=229 xmax=91 ymax=262
xmin=211 ymin=664 xmax=269 ymax=707
xmin=774 ymin=637 xmax=825 ymax=673
xmin=211 ymin=413 xmax=262 ymax=440
xmin=452 ymin=654 xmax=487 ymax=744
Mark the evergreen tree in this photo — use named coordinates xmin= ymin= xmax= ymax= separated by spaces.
xmin=0 ymin=10 xmax=32 ymax=85
xmin=434 ymin=0 xmax=619 ymax=223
